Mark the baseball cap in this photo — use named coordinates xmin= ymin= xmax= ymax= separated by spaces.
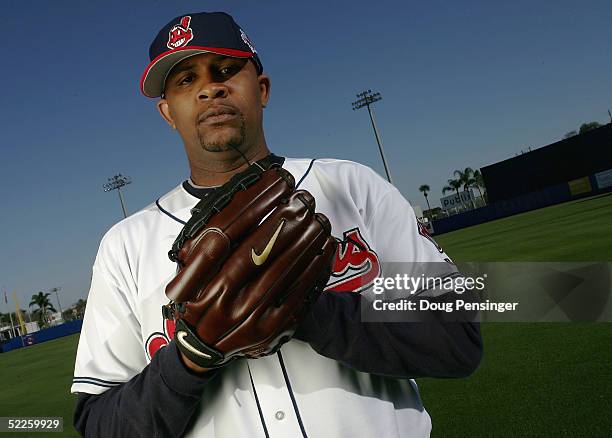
xmin=140 ymin=12 xmax=263 ymax=98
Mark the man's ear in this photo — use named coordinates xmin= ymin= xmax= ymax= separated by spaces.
xmin=258 ymin=74 xmax=271 ymax=108
xmin=156 ymin=98 xmax=176 ymax=129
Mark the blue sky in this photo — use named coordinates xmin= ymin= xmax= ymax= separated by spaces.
xmin=1 ymin=0 xmax=611 ymax=310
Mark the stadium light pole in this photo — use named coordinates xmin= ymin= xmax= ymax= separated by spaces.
xmin=50 ymin=287 xmax=63 ymax=317
xmin=3 ymin=289 xmax=16 ymax=338
xmin=104 ymin=174 xmax=132 ymax=218
xmin=352 ymin=89 xmax=393 ymax=184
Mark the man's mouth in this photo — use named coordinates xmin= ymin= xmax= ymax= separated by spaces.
xmin=199 ymin=106 xmax=238 ymax=124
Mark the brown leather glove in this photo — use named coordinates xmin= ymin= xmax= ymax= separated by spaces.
xmin=163 ymin=155 xmax=337 ymax=369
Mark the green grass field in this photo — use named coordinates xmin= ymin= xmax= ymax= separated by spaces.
xmin=0 ymin=334 xmax=80 ymax=437
xmin=1 ymin=193 xmax=611 ymax=437
xmin=435 ymin=192 xmax=612 ymax=261
xmin=418 ymin=193 xmax=612 ymax=437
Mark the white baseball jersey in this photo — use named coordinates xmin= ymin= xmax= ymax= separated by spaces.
xmin=72 ymin=157 xmax=457 ymax=437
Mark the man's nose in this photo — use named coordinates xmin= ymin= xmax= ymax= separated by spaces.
xmin=197 ymin=82 xmax=228 ymax=100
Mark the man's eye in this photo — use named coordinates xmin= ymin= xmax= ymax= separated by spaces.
xmin=219 ymin=65 xmax=236 ymax=75
xmin=178 ymin=75 xmax=194 ymax=85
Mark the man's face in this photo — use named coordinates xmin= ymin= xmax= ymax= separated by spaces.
xmin=157 ymin=53 xmax=269 ymax=154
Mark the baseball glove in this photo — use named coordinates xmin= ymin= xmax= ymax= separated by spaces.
xmin=163 ymin=155 xmax=337 ymax=369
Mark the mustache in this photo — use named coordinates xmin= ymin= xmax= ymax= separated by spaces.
xmin=197 ymin=105 xmax=240 ymax=123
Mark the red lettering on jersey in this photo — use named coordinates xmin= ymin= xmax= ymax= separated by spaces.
xmin=145 ymin=332 xmax=168 ymax=359
xmin=145 ymin=319 xmax=177 ymax=360
xmin=326 ymin=228 xmax=380 ymax=293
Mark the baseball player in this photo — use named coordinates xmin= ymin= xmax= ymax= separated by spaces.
xmin=71 ymin=12 xmax=482 ymax=437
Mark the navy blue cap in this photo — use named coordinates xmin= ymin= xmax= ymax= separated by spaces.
xmin=140 ymin=12 xmax=263 ymax=98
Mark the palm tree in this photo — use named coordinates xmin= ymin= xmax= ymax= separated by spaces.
xmin=453 ymin=168 xmax=474 ymax=190
xmin=418 ymin=184 xmax=432 ymax=214
xmin=442 ymin=179 xmax=462 ymax=196
xmin=472 ymin=170 xmax=487 ymax=204
xmin=29 ymin=292 xmax=56 ymax=327
xmin=442 ymin=178 xmax=464 ymax=212
xmin=454 ymin=168 xmax=477 ymax=209
xmin=74 ymin=299 xmax=87 ymax=318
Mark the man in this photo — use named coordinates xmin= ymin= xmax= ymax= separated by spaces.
xmin=72 ymin=12 xmax=482 ymax=437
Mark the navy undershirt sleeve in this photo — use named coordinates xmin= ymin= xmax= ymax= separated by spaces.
xmin=73 ymin=341 xmax=218 ymax=438
xmin=294 ymin=291 xmax=483 ymax=379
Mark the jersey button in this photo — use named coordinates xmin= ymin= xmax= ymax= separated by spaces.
xmin=275 ymin=411 xmax=285 ymax=420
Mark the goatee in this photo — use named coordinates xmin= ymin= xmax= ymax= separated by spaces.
xmin=198 ymin=114 xmax=247 ymax=153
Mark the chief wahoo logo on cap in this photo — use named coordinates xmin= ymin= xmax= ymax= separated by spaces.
xmin=167 ymin=16 xmax=194 ymax=49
